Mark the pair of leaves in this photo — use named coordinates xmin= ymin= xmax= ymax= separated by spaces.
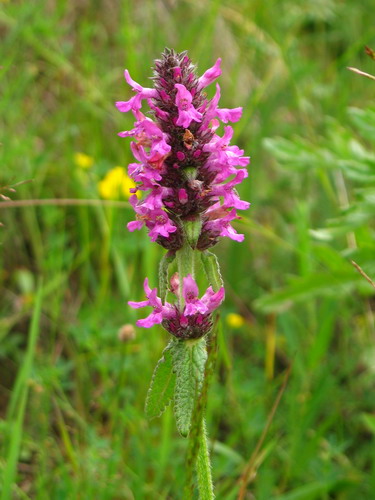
xmin=145 ymin=339 xmax=207 ymax=437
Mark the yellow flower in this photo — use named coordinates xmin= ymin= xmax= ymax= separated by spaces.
xmin=98 ymin=166 xmax=139 ymax=200
xmin=74 ymin=152 xmax=94 ymax=169
xmin=226 ymin=313 xmax=245 ymax=329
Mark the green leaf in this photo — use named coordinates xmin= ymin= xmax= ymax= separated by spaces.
xmin=262 ymin=136 xmax=329 ymax=170
xmin=273 ymin=479 xmax=346 ymax=500
xmin=145 ymin=341 xmax=176 ymax=419
xmin=361 ymin=413 xmax=375 ymax=435
xmin=201 ymin=251 xmax=223 ymax=292
xmin=254 ymin=272 xmax=365 ymax=313
xmin=158 ymin=251 xmax=176 ymax=303
xmin=348 ymin=107 xmax=375 ymax=142
xmin=184 ymin=218 xmax=202 ymax=248
xmin=171 ymin=339 xmax=207 ymax=437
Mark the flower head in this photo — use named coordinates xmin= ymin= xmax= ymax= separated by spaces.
xmin=129 ymin=274 xmax=225 ymax=339
xmin=116 ymin=49 xmax=250 ymax=250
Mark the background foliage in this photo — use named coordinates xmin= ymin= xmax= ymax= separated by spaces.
xmin=0 ymin=0 xmax=374 ymax=498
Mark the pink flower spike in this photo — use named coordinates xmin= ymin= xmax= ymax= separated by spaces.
xmin=197 ymin=58 xmax=222 ymax=90
xmin=174 ymin=84 xmax=202 ymax=128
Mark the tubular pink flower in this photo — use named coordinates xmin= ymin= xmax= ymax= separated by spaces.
xmin=202 ymin=84 xmax=243 ymax=126
xmin=197 ymin=58 xmax=222 ymax=90
xmin=204 ymin=208 xmax=245 ymax=242
xmin=116 ymin=70 xmax=158 ymax=113
xmin=183 ymin=275 xmax=225 ymax=316
xmin=128 ymin=278 xmax=174 ymax=328
xmin=174 ymin=84 xmax=202 ymax=128
xmin=201 ymin=286 xmax=225 ymax=313
xmin=216 ymin=107 xmax=243 ymax=123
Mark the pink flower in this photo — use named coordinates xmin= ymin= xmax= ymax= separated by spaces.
xmin=183 ymin=275 xmax=225 ymax=316
xmin=127 ymin=195 xmax=177 ymax=241
xmin=174 ymin=84 xmax=202 ymax=128
xmin=116 ymin=70 xmax=158 ymax=113
xmin=128 ymin=278 xmax=174 ymax=327
xmin=197 ymin=58 xmax=222 ymax=90
xmin=202 ymin=84 xmax=243 ymax=126
xmin=203 ymin=208 xmax=245 ymax=242
xmin=210 ymin=170 xmax=250 ymax=210
xmin=216 ymin=107 xmax=243 ymax=123
xmin=203 ymin=126 xmax=250 ymax=170
xmin=118 ymin=114 xmax=171 ymax=159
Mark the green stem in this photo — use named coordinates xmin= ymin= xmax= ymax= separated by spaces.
xmin=176 ymin=243 xmax=195 ymax=308
xmin=196 ymin=418 xmax=214 ymax=499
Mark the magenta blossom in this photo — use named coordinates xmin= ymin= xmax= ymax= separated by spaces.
xmin=202 ymin=84 xmax=242 ymax=125
xmin=183 ymin=275 xmax=225 ymax=315
xmin=127 ymin=195 xmax=177 ymax=241
xmin=128 ymin=278 xmax=175 ymax=328
xmin=116 ymin=70 xmax=158 ymax=113
xmin=174 ymin=84 xmax=202 ymax=128
xmin=197 ymin=58 xmax=222 ymax=90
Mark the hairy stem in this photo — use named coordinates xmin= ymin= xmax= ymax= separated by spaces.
xmin=176 ymin=243 xmax=195 ymax=307
xmin=196 ymin=418 xmax=214 ymax=500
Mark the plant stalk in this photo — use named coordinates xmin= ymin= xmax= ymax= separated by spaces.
xmin=176 ymin=242 xmax=195 ymax=308
xmin=196 ymin=418 xmax=214 ymax=499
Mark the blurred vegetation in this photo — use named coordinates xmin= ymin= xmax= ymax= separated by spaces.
xmin=0 ymin=0 xmax=374 ymax=498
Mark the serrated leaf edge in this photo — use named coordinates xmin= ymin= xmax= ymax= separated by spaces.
xmin=145 ymin=342 xmax=176 ymax=419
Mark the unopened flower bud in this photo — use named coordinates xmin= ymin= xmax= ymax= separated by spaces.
xmin=170 ymin=272 xmax=180 ymax=295
xmin=118 ymin=324 xmax=136 ymax=342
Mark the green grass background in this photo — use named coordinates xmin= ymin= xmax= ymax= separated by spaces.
xmin=1 ymin=0 xmax=375 ymax=498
